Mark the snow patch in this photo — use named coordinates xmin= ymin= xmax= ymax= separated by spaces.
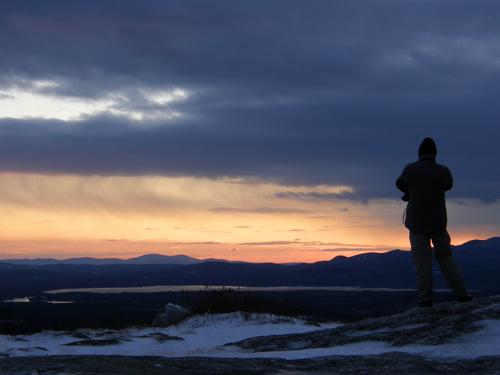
xmin=1 ymin=314 xmax=499 ymax=360
xmin=2 ymin=297 xmax=30 ymax=303
xmin=0 ymin=312 xmax=340 ymax=358
xmin=347 ymin=323 xmax=428 ymax=337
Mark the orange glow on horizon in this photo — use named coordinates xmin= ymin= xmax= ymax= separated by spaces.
xmin=0 ymin=233 xmax=494 ymax=263
xmin=0 ymin=173 xmax=497 ymax=262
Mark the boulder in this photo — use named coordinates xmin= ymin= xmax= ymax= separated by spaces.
xmin=152 ymin=303 xmax=191 ymax=327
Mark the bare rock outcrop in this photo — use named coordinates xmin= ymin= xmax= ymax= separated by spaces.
xmin=229 ymin=295 xmax=500 ymax=352
xmin=0 ymin=353 xmax=500 ymax=374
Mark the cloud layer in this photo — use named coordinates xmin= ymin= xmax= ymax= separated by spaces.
xmin=0 ymin=1 xmax=499 ymax=201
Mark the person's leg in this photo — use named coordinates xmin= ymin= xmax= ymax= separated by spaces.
xmin=432 ymin=230 xmax=470 ymax=300
xmin=409 ymin=231 xmax=433 ymax=305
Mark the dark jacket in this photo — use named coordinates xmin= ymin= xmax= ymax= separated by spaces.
xmin=396 ymin=156 xmax=453 ymax=235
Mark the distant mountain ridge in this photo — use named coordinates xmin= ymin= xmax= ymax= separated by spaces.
xmin=0 ymin=237 xmax=498 ymax=297
xmin=0 ymin=253 xmax=231 ymax=266
xmin=4 ymin=237 xmax=498 ymax=266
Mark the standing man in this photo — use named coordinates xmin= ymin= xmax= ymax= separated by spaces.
xmin=396 ymin=137 xmax=471 ymax=307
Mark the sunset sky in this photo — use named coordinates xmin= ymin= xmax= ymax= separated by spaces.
xmin=0 ymin=1 xmax=499 ymax=262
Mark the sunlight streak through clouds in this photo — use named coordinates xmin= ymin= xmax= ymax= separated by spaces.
xmin=0 ymin=80 xmax=190 ymax=122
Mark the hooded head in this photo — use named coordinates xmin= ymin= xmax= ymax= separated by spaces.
xmin=418 ymin=137 xmax=437 ymax=158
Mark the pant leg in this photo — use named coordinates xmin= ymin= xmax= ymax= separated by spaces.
xmin=432 ymin=231 xmax=469 ymax=298
xmin=409 ymin=231 xmax=433 ymax=303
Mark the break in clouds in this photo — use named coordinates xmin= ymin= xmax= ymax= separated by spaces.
xmin=0 ymin=0 xmax=499 ymax=201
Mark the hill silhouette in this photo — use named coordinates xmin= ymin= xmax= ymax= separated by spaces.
xmin=0 ymin=237 xmax=498 ymax=297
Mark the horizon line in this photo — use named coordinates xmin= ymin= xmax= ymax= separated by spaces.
xmin=1 ymin=235 xmax=497 ymax=264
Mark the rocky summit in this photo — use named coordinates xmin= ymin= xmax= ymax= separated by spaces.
xmin=0 ymin=295 xmax=499 ymax=374
xmin=229 ymin=295 xmax=500 ymax=352
xmin=0 ymin=354 xmax=499 ymax=375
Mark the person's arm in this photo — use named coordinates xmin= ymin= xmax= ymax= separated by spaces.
xmin=396 ymin=165 xmax=409 ymax=193
xmin=396 ymin=165 xmax=410 ymax=201
xmin=444 ymin=167 xmax=453 ymax=191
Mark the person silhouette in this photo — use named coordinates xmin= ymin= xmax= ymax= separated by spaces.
xmin=396 ymin=137 xmax=471 ymax=307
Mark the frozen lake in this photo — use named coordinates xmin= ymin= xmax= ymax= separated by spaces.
xmin=44 ymin=285 xmax=424 ymax=294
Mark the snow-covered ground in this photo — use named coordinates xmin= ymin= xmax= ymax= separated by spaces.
xmin=1 ymin=312 xmax=499 ymax=360
xmin=0 ymin=312 xmax=339 ymax=358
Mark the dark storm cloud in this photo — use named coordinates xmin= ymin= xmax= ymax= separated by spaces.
xmin=274 ymin=191 xmax=365 ymax=203
xmin=319 ymin=247 xmax=391 ymax=253
xmin=0 ymin=0 xmax=499 ymax=200
xmin=209 ymin=207 xmax=311 ymax=214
